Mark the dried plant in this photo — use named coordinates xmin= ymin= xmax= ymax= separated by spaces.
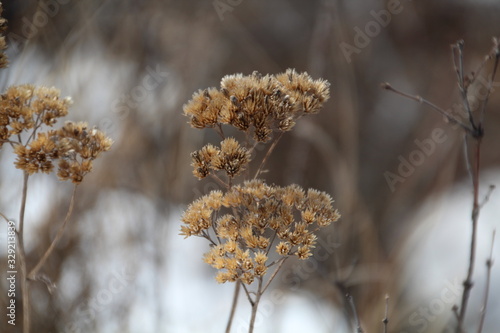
xmin=383 ymin=37 xmax=499 ymax=333
xmin=0 ymin=6 xmax=112 ymax=332
xmin=180 ymin=69 xmax=340 ymax=332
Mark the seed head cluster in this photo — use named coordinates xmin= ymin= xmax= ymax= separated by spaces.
xmin=191 ymin=137 xmax=251 ymax=179
xmin=183 ymin=69 xmax=330 ymax=143
xmin=0 ymin=85 xmax=113 ymax=183
xmin=0 ymin=85 xmax=71 ymax=146
xmin=181 ymin=180 xmax=340 ymax=284
xmin=181 ymin=69 xmax=338 ymax=285
xmin=14 ymin=121 xmax=113 ymax=183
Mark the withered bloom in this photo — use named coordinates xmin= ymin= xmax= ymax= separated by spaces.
xmin=13 ymin=121 xmax=113 ymax=183
xmin=183 ymin=69 xmax=330 ymax=143
xmin=211 ymin=138 xmax=250 ymax=178
xmin=181 ymin=180 xmax=340 ymax=284
xmin=53 ymin=121 xmax=113 ymax=183
xmin=191 ymin=138 xmax=250 ymax=179
xmin=0 ymin=85 xmax=72 ymax=148
xmin=181 ymin=70 xmax=338 ymax=286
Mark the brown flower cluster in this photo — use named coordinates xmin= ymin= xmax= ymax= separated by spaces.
xmin=14 ymin=121 xmax=113 ymax=183
xmin=0 ymin=3 xmax=7 ymax=68
xmin=191 ymin=137 xmax=251 ymax=179
xmin=180 ymin=180 xmax=340 ymax=284
xmin=182 ymin=70 xmax=337 ymax=285
xmin=183 ymin=69 xmax=330 ymax=142
xmin=0 ymin=84 xmax=112 ymax=183
xmin=0 ymin=85 xmax=72 ymax=147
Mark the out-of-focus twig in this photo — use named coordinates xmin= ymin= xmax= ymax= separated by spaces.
xmin=382 ymin=38 xmax=499 ymax=333
xmin=477 ymin=230 xmax=496 ymax=333
xmin=383 ymin=294 xmax=389 ymax=333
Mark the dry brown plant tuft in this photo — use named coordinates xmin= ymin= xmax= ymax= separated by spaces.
xmin=0 ymin=5 xmax=112 ymax=332
xmin=181 ymin=69 xmax=339 ymax=332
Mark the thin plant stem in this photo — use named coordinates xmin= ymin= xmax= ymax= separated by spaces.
xmin=346 ymin=292 xmax=363 ymax=333
xmin=463 ymin=135 xmax=473 ymax=182
xmin=248 ymin=277 xmax=263 ymax=333
xmin=452 ymin=41 xmax=476 ymax=130
xmin=383 ymin=38 xmax=498 ymax=333
xmin=226 ymin=280 xmax=241 ymax=333
xmin=264 ymin=231 xmax=277 ymax=257
xmin=0 ymin=212 xmax=10 ymax=223
xmin=18 ymin=172 xmax=30 ymax=333
xmin=381 ymin=83 xmax=474 ymax=135
xmin=19 ymin=172 xmax=29 ymax=237
xmin=214 ymin=123 xmax=225 ymax=140
xmin=479 ymin=44 xmax=499 ymax=125
xmin=455 ymin=40 xmax=495 ymax=329
xmin=479 ymin=185 xmax=496 ymax=209
xmin=383 ymin=294 xmax=389 ymax=333
xmin=261 ymin=257 xmax=287 ymax=294
xmin=210 ymin=173 xmax=229 ymax=189
xmin=467 ymin=38 xmax=500 ymax=88
xmin=241 ymin=282 xmax=253 ymax=305
xmin=253 ymin=132 xmax=284 ymax=179
xmin=477 ymin=230 xmax=496 ymax=333
xmin=456 ymin=135 xmax=482 ymax=333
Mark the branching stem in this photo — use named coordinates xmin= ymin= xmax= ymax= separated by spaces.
xmin=477 ymin=230 xmax=496 ymax=333
xmin=225 ymin=280 xmax=241 ymax=333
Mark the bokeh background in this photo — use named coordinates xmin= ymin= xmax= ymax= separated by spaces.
xmin=1 ymin=0 xmax=500 ymax=332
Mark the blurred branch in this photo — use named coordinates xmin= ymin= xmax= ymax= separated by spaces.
xmin=380 ymin=82 xmax=474 ymax=135
xmin=382 ymin=38 xmax=499 ymax=333
xmin=479 ymin=185 xmax=496 ymax=209
xmin=452 ymin=40 xmax=476 ymax=130
xmin=477 ymin=230 xmax=496 ymax=333
xmin=261 ymin=257 xmax=287 ymax=294
xmin=226 ymin=281 xmax=241 ymax=333
xmin=19 ymin=172 xmax=30 ymax=333
xmin=345 ymin=291 xmax=363 ymax=333
xmin=383 ymin=294 xmax=389 ymax=333
xmin=253 ymin=132 xmax=284 ymax=180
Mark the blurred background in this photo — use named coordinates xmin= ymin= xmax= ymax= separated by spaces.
xmin=1 ymin=0 xmax=500 ymax=332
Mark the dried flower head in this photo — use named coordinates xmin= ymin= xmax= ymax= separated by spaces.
xmin=183 ymin=69 xmax=330 ymax=142
xmin=181 ymin=70 xmax=337 ymax=287
xmin=0 ymin=85 xmax=72 ymax=148
xmin=12 ymin=120 xmax=113 ymax=183
xmin=211 ymin=137 xmax=250 ymax=178
xmin=191 ymin=138 xmax=250 ymax=179
xmin=14 ymin=132 xmax=58 ymax=174
xmin=52 ymin=121 xmax=113 ymax=183
xmin=180 ymin=179 xmax=340 ymax=284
